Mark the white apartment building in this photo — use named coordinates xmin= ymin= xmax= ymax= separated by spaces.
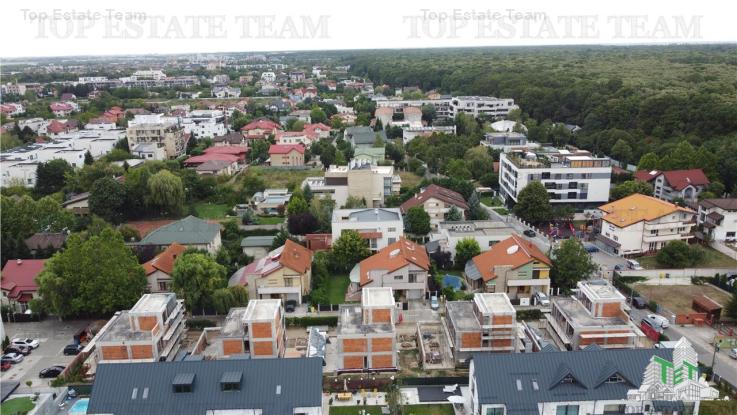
xmin=331 ymin=208 xmax=404 ymax=252
xmin=697 ymin=198 xmax=737 ymax=242
xmin=303 ymin=161 xmax=401 ymax=208
xmin=261 ymin=72 xmax=276 ymax=83
xmin=181 ymin=110 xmax=226 ymax=138
xmin=596 ymin=194 xmax=696 ymax=256
xmin=127 ymin=114 xmax=188 ymax=159
xmin=375 ymin=95 xmax=516 ymax=119
xmin=131 ymin=69 xmax=167 ymax=80
xmin=499 ymin=148 xmax=612 ymax=207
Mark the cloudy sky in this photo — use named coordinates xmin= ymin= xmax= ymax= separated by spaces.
xmin=1 ymin=0 xmax=734 ymax=58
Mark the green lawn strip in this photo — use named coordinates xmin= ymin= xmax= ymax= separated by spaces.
xmin=0 ymin=397 xmax=35 ymax=415
xmin=325 ymin=275 xmax=351 ymax=304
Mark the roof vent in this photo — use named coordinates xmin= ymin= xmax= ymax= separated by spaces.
xmin=131 ymin=387 xmax=138 ymax=400
xmin=506 ymin=245 xmax=519 ymax=255
xmin=515 ymin=379 xmax=523 ymax=391
xmin=16 ymin=259 xmax=22 ymax=265
xmin=276 ymin=385 xmax=282 ymax=395
xmin=142 ymin=387 xmax=149 ymax=399
xmin=389 ymin=249 xmax=400 ymax=258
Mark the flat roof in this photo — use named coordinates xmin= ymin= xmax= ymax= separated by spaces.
xmin=221 ymin=307 xmax=249 ymax=337
xmin=446 ymin=301 xmax=481 ymax=331
xmin=97 ymin=311 xmax=153 ymax=343
xmin=362 ymin=287 xmax=394 ymax=308
xmin=552 ymin=296 xmax=629 ymax=329
xmin=244 ymin=299 xmax=281 ymax=321
xmin=474 ymin=293 xmax=515 ymax=315
xmin=338 ymin=305 xmax=394 ymax=335
xmin=437 ymin=221 xmax=514 ymax=238
xmin=132 ymin=293 xmax=176 ymax=313
xmin=579 ymin=280 xmax=625 ymax=301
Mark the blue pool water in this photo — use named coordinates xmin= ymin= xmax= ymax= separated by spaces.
xmin=442 ymin=274 xmax=463 ymax=290
xmin=68 ymin=398 xmax=89 ymax=415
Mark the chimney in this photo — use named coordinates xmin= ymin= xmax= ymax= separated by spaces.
xmin=16 ymin=259 xmax=22 ymax=265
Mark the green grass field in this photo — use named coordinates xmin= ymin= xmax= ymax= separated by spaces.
xmin=399 ymin=171 xmax=423 ymax=189
xmin=0 ymin=397 xmax=35 ymax=415
xmin=638 ymin=247 xmax=737 ymax=269
xmin=192 ymin=203 xmax=231 ymax=219
xmin=256 ymin=216 xmax=284 ymax=225
xmin=325 ymin=275 xmax=351 ymax=304
xmin=403 ymin=404 xmax=455 ymax=415
xmin=329 ymin=406 xmax=382 ymax=415
xmin=245 ymin=166 xmax=323 ymax=189
xmin=700 ymin=400 xmax=737 ymax=415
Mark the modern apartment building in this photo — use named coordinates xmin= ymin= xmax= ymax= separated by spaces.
xmin=303 ymin=160 xmax=401 ymax=207
xmin=595 ymin=194 xmax=696 ymax=256
xmin=445 ymin=293 xmax=518 ymax=364
xmin=126 ymin=116 xmax=188 ymax=159
xmin=181 ymin=110 xmax=226 ymax=139
xmin=481 ymin=132 xmax=539 ymax=152
xmin=697 ymin=198 xmax=737 ymax=242
xmin=95 ymin=293 xmax=186 ymax=363
xmin=375 ymin=95 xmax=516 ymax=119
xmin=336 ymin=287 xmax=397 ymax=372
xmin=331 ymin=208 xmax=404 ymax=252
xmin=498 ymin=148 xmax=612 ymax=208
xmin=217 ymin=299 xmax=286 ymax=359
xmin=351 ymin=238 xmax=430 ymax=301
xmin=548 ymin=280 xmax=643 ymax=350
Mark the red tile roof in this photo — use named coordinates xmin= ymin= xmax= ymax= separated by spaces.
xmin=661 ymin=169 xmax=710 ymax=190
xmin=1 ymin=259 xmax=45 ymax=300
xmin=143 ymin=243 xmax=187 ymax=276
xmin=204 ymin=145 xmax=248 ymax=155
xmin=633 ymin=170 xmax=660 ymax=182
xmin=46 ymin=120 xmax=69 ymax=134
xmin=240 ymin=118 xmax=281 ymax=132
xmin=470 ymin=234 xmax=551 ymax=282
xmin=304 ymin=123 xmax=331 ymax=132
xmin=400 ymin=184 xmax=468 ymax=213
xmin=358 ymin=238 xmax=429 ymax=286
xmin=184 ymin=153 xmax=239 ymax=165
xmin=269 ymin=144 xmax=305 ymax=155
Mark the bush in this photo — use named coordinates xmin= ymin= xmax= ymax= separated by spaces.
xmin=517 ymin=309 xmax=543 ymax=321
xmin=285 ymin=316 xmax=338 ymax=327
xmin=648 ymin=300 xmax=658 ymax=312
xmin=186 ymin=318 xmax=216 ymax=330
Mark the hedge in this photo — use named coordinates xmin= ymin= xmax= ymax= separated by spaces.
xmin=286 ymin=316 xmax=338 ymax=327
xmin=517 ymin=309 xmax=543 ymax=321
xmin=187 ymin=318 xmax=217 ymax=330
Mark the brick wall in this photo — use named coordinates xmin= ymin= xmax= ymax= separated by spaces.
xmin=371 ymin=308 xmax=391 ymax=324
xmin=253 ymin=340 xmax=274 ymax=356
xmin=371 ymin=337 xmax=393 ymax=352
xmin=343 ymin=338 xmax=368 ymax=353
xmin=491 ymin=315 xmax=513 ymax=325
xmin=100 ymin=345 xmax=129 ymax=360
xmin=251 ymin=322 xmax=272 ymax=338
xmin=343 ymin=355 xmax=364 ymax=369
xmin=461 ymin=332 xmax=481 ymax=348
xmin=137 ymin=315 xmax=157 ymax=331
xmin=130 ymin=344 xmax=154 ymax=359
xmin=599 ymin=302 xmax=622 ymax=318
xmin=372 ymin=354 xmax=394 ymax=368
xmin=222 ymin=339 xmax=244 ymax=356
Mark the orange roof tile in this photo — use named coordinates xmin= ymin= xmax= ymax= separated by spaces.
xmin=470 ymin=234 xmax=551 ymax=282
xmin=279 ymin=239 xmax=313 ymax=274
xmin=143 ymin=243 xmax=187 ymax=275
xmin=358 ymin=238 xmax=429 ymax=286
xmin=599 ymin=193 xmax=694 ymax=228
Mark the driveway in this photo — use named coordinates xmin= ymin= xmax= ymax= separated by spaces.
xmin=1 ymin=319 xmax=92 ymax=393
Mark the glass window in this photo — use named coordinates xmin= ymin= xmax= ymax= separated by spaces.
xmin=556 ymin=405 xmax=579 ymax=415
xmin=485 ymin=408 xmax=504 ymax=415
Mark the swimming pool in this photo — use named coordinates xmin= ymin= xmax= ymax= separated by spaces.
xmin=68 ymin=398 xmax=89 ymax=415
xmin=442 ymin=274 xmax=463 ymax=290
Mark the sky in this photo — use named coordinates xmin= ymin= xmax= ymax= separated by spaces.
xmin=1 ymin=0 xmax=735 ymax=58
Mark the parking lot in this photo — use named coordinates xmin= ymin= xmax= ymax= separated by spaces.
xmin=1 ymin=319 xmax=92 ymax=392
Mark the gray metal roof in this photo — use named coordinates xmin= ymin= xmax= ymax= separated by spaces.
xmin=240 ymin=235 xmax=276 ymax=247
xmin=345 ymin=126 xmax=387 ymax=146
xmin=139 ymin=216 xmax=220 ymax=246
xmin=472 ymin=348 xmax=674 ymax=414
xmin=87 ymin=358 xmax=323 ymax=415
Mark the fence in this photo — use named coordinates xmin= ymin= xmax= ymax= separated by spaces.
xmin=711 ymin=241 xmax=737 ymax=261
xmin=616 ymin=268 xmax=737 ymax=279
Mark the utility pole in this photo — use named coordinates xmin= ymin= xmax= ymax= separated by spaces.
xmin=711 ymin=343 xmax=720 ymax=381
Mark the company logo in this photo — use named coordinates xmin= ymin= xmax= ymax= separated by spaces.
xmin=651 ymin=355 xmax=698 ymax=385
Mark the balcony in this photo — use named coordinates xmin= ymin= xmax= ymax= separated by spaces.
xmin=643 ymin=233 xmax=692 ymax=243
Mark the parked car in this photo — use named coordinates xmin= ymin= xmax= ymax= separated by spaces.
xmin=631 ymin=297 xmax=648 ymax=309
xmin=63 ymin=344 xmax=82 ymax=356
xmin=626 ymin=259 xmax=644 ymax=270
xmin=641 ymin=318 xmax=663 ymax=333
xmin=0 ymin=361 xmax=11 ymax=371
xmin=39 ymin=365 xmax=65 ymax=378
xmin=4 ymin=345 xmax=31 ymax=356
xmin=647 ymin=314 xmax=670 ymax=328
xmin=1 ymin=353 xmax=24 ymax=364
xmin=11 ymin=338 xmax=40 ymax=349
xmin=729 ymin=348 xmax=737 ymax=360
xmin=284 ymin=300 xmax=297 ymax=313
xmin=523 ymin=229 xmax=536 ymax=237
xmin=584 ymin=244 xmax=600 ymax=253
xmin=430 ymin=296 xmax=439 ymax=311
xmin=534 ymin=292 xmax=550 ymax=306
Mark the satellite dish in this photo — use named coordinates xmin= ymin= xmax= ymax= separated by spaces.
xmin=507 ymin=245 xmax=519 ymax=255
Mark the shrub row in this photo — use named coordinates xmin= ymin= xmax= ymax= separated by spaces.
xmin=286 ymin=316 xmax=338 ymax=328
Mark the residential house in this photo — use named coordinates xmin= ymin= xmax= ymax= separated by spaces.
xmin=350 ymin=238 xmax=430 ymax=300
xmin=288 ymin=110 xmax=312 ymax=123
xmin=634 ymin=169 xmax=710 ymax=203
xmin=445 ymin=293 xmax=518 ymax=364
xmin=303 ymin=161 xmax=400 ymax=208
xmin=595 ymin=194 xmax=696 ymax=256
xmin=345 ymin=126 xmax=386 ymax=148
xmin=0 ymin=259 xmax=44 ymax=312
xmin=275 ymin=130 xmax=316 ymax=147
xmin=216 ymin=299 xmax=286 ymax=358
xmin=211 ymin=86 xmax=241 ymax=98
xmin=331 ymin=208 xmax=404 ymax=252
xmin=62 ymin=192 xmax=90 ymax=215
xmin=131 ymin=143 xmax=167 ymax=161
xmin=697 ymin=198 xmax=737 ymax=242
xmin=353 ymin=146 xmax=385 ymax=164
xmin=142 ymin=243 xmax=186 ymax=293
xmin=50 ymin=101 xmax=77 ymax=117
xmin=403 ymin=106 xmax=422 ymax=124
xmin=241 ymin=235 xmax=276 ymax=259
xmin=337 ymin=287 xmax=397 ymax=371
xmin=427 ymin=220 xmax=515 ymax=261
xmin=195 ymin=159 xmax=238 ymax=176
xmin=468 ymin=337 xmax=718 ymax=415
xmin=400 ymin=184 xmax=469 ymax=230
xmin=374 ymin=107 xmax=393 ymax=127
xmin=303 ymin=123 xmax=332 ymax=139
xmin=251 ymin=188 xmax=291 ymax=215
xmin=94 ymin=293 xmax=186 ymax=363
xmin=268 ymin=144 xmax=305 ymax=166
xmin=465 ymin=234 xmax=551 ymax=302
xmin=87 ymin=358 xmax=324 ymax=415
xmin=24 ymin=232 xmax=68 ymax=256
xmin=482 ymin=132 xmax=539 ymax=152
xmin=401 ymin=125 xmax=456 ymax=144
xmin=138 ymin=216 xmax=222 ymax=255
xmin=240 ymin=118 xmax=281 ymax=141
xmin=213 ymin=132 xmax=247 ymax=147
xmin=229 ymin=240 xmax=313 ymax=305
xmin=548 ymin=280 xmax=643 ymax=351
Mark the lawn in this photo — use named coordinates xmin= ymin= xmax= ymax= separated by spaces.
xmin=700 ymin=400 xmax=737 ymax=415
xmin=245 ymin=166 xmax=323 ymax=189
xmin=480 ymin=196 xmax=502 ymax=207
xmin=403 ymin=404 xmax=455 ymax=415
xmin=325 ymin=275 xmax=351 ymax=304
xmin=638 ymin=247 xmax=737 ymax=270
xmin=632 ymin=283 xmax=732 ymax=315
xmin=329 ymin=406 xmax=383 ymax=415
xmin=0 ymin=397 xmax=35 ymax=415
xmin=192 ymin=202 xmax=231 ymax=219
xmin=256 ymin=216 xmax=284 ymax=225
xmin=399 ymin=171 xmax=423 ymax=189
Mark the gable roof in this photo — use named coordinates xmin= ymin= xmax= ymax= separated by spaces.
xmin=24 ymin=232 xmax=67 ymax=251
xmin=599 ymin=193 xmax=694 ymax=228
xmin=1 ymin=259 xmax=45 ymax=299
xmin=213 ymin=132 xmax=245 ymax=144
xmin=269 ymin=144 xmax=305 ymax=155
xmin=358 ymin=238 xmax=430 ymax=286
xmin=139 ymin=216 xmax=220 ymax=246
xmin=345 ymin=126 xmax=387 ymax=146
xmin=400 ymin=184 xmax=468 ymax=213
xmin=235 ymin=240 xmax=312 ymax=282
xmin=184 ymin=153 xmax=239 ymax=165
xmin=633 ymin=170 xmax=660 ymax=182
xmin=661 ymin=169 xmax=710 ymax=190
xmin=468 ymin=234 xmax=551 ymax=282
xmin=472 ymin=348 xmax=673 ymax=414
xmin=700 ymin=198 xmax=737 ymax=211
xmin=87 ymin=358 xmax=323 ymax=415
xmin=143 ymin=243 xmax=187 ymax=275
xmin=241 ymin=118 xmax=281 ymax=132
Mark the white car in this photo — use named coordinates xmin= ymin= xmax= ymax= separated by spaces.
xmin=534 ymin=292 xmax=550 ymax=306
xmin=11 ymin=338 xmax=40 ymax=349
xmin=646 ymin=314 xmax=669 ymax=328
xmin=430 ymin=296 xmax=439 ymax=311
xmin=729 ymin=348 xmax=737 ymax=360
xmin=626 ymin=259 xmax=644 ymax=271
xmin=1 ymin=353 xmax=24 ymax=364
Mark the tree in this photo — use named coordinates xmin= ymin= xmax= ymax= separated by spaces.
xmin=465 ymin=146 xmax=495 ymax=180
xmin=319 ymin=145 xmax=336 ymax=167
xmin=171 ymin=251 xmax=227 ymax=314
xmin=551 ymin=238 xmax=597 ymax=291
xmin=309 ymin=195 xmax=335 ymax=232
xmin=287 ymin=193 xmax=309 ymax=216
xmin=610 ymin=139 xmax=633 ymax=166
xmin=444 ymin=159 xmax=472 ymax=180
xmin=467 ymin=192 xmax=489 ymax=220
xmin=405 ymin=206 xmax=431 ymax=235
xmin=513 ymin=182 xmax=552 ymax=223
xmin=89 ymin=177 xmax=127 ymax=224
xmin=84 ymin=150 xmax=94 ymax=165
xmin=212 ymin=285 xmax=249 ymax=314
xmin=147 ymin=170 xmax=185 ymax=216
xmin=35 ymin=159 xmax=73 ymax=196
xmin=249 ymin=140 xmax=269 ymax=163
xmin=287 ymin=212 xmax=319 ymax=235
xmin=445 ymin=205 xmax=463 ymax=221
xmin=271 ymin=228 xmax=297 ymax=249
xmin=421 ymin=104 xmax=436 ymax=123
xmin=656 ymin=241 xmax=704 ymax=268
xmin=455 ymin=238 xmax=480 ymax=268
xmin=637 ymin=152 xmax=660 ymax=171
xmin=373 ymin=135 xmax=385 ymax=148
xmin=342 ymin=195 xmax=367 ymax=209
xmin=331 ymin=230 xmax=371 ymax=273
xmin=310 ymin=107 xmax=327 ymax=124
xmin=35 ymin=228 xmax=146 ymax=318
xmin=610 ymin=180 xmax=653 ymax=200
xmin=725 ymin=291 xmax=737 ymax=321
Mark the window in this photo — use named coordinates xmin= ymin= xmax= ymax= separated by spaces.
xmin=394 ymin=275 xmax=403 ymax=280
xmin=388 ymin=227 xmax=396 ymax=232
xmin=613 ymin=235 xmax=618 ymax=241
xmin=409 ymin=274 xmax=417 ymax=283
xmin=173 ymin=384 xmax=192 ymax=393
xmin=556 ymin=405 xmax=579 ymax=415
xmin=606 ymin=374 xmax=625 ymax=383
xmin=485 ymin=408 xmax=504 ymax=415
xmin=650 ymin=230 xmax=657 ymax=235
xmin=221 ymin=382 xmax=240 ymax=391
xmin=158 ymin=281 xmax=169 ymax=291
